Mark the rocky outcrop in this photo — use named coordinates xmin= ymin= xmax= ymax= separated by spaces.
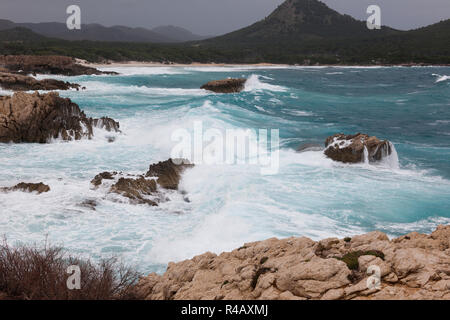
xmin=0 ymin=92 xmax=120 ymax=143
xmin=111 ymin=176 xmax=158 ymax=206
xmin=136 ymin=225 xmax=450 ymax=300
xmin=92 ymin=117 xmax=121 ymax=133
xmin=0 ymin=72 xmax=81 ymax=91
xmin=324 ymin=133 xmax=393 ymax=163
xmin=201 ymin=78 xmax=246 ymax=93
xmin=91 ymin=159 xmax=194 ymax=206
xmin=146 ymin=159 xmax=194 ymax=190
xmin=0 ymin=55 xmax=117 ymax=76
xmin=0 ymin=182 xmax=50 ymax=194
xmin=91 ymin=171 xmax=118 ymax=187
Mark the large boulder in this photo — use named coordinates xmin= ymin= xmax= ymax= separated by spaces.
xmin=0 ymin=55 xmax=116 ymax=76
xmin=201 ymin=78 xmax=246 ymax=93
xmin=0 ymin=72 xmax=80 ymax=91
xmin=0 ymin=92 xmax=120 ymax=143
xmin=324 ymin=133 xmax=393 ymax=163
xmin=0 ymin=182 xmax=50 ymax=194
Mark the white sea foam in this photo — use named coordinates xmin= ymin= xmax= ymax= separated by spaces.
xmin=98 ymin=66 xmax=189 ymax=76
xmin=282 ymin=109 xmax=314 ymax=117
xmin=0 ymin=88 xmax=13 ymax=96
xmin=429 ymin=120 xmax=450 ymax=126
xmin=75 ymin=81 xmax=207 ymax=96
xmin=375 ymin=216 xmax=450 ymax=238
xmin=244 ymin=74 xmax=287 ymax=92
xmin=432 ymin=74 xmax=450 ymax=83
xmin=184 ymin=65 xmax=290 ymax=73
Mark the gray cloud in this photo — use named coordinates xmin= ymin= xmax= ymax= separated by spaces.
xmin=1 ymin=0 xmax=449 ymax=35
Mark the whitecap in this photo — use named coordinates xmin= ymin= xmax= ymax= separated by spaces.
xmin=244 ymin=74 xmax=287 ymax=92
xmin=432 ymin=74 xmax=450 ymax=83
xmin=98 ymin=66 xmax=189 ymax=76
xmin=282 ymin=109 xmax=314 ymax=117
xmin=73 ymin=81 xmax=207 ymax=96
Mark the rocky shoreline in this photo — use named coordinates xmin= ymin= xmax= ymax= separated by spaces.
xmin=0 ymin=92 xmax=120 ymax=143
xmin=136 ymin=225 xmax=450 ymax=300
xmin=0 ymin=55 xmax=116 ymax=76
xmin=0 ymin=72 xmax=82 ymax=91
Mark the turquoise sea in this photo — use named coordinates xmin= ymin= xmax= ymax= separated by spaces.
xmin=0 ymin=65 xmax=449 ymax=273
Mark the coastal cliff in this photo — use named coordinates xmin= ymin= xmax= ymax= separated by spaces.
xmin=136 ymin=225 xmax=450 ymax=300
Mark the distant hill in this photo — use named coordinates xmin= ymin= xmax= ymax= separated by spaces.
xmin=151 ymin=25 xmax=209 ymax=42
xmin=208 ymin=0 xmax=398 ymax=44
xmin=0 ymin=27 xmax=46 ymax=42
xmin=0 ymin=19 xmax=207 ymax=43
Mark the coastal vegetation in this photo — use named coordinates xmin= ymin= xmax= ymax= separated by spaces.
xmin=0 ymin=241 xmax=140 ymax=300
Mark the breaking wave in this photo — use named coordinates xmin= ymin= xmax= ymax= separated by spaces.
xmin=432 ymin=74 xmax=450 ymax=83
xmin=244 ymin=74 xmax=287 ymax=92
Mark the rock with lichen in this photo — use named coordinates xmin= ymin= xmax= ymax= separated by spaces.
xmin=135 ymin=225 xmax=450 ymax=300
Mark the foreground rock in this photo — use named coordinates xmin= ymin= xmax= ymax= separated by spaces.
xmin=0 ymin=55 xmax=116 ymax=76
xmin=91 ymin=159 xmax=194 ymax=206
xmin=0 ymin=72 xmax=81 ymax=91
xmin=0 ymin=92 xmax=119 ymax=143
xmin=136 ymin=225 xmax=450 ymax=300
xmin=324 ymin=133 xmax=393 ymax=163
xmin=0 ymin=182 xmax=50 ymax=194
xmin=201 ymin=78 xmax=246 ymax=93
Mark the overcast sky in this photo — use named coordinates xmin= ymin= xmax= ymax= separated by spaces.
xmin=1 ymin=0 xmax=449 ymax=35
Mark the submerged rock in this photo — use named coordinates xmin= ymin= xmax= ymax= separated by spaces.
xmin=0 ymin=92 xmax=120 ymax=143
xmin=0 ymin=72 xmax=80 ymax=91
xmin=136 ymin=225 xmax=450 ymax=300
xmin=201 ymin=78 xmax=246 ymax=93
xmin=0 ymin=182 xmax=50 ymax=194
xmin=324 ymin=133 xmax=393 ymax=163
xmin=80 ymin=199 xmax=98 ymax=210
xmin=91 ymin=171 xmax=118 ymax=187
xmin=0 ymin=55 xmax=116 ymax=76
xmin=146 ymin=158 xmax=194 ymax=190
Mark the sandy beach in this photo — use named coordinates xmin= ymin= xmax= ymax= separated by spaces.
xmin=75 ymin=59 xmax=450 ymax=69
xmin=76 ymin=59 xmax=285 ymax=69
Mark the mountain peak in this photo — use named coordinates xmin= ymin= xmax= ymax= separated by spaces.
xmin=268 ymin=0 xmax=343 ymax=24
xmin=211 ymin=0 xmax=394 ymax=44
